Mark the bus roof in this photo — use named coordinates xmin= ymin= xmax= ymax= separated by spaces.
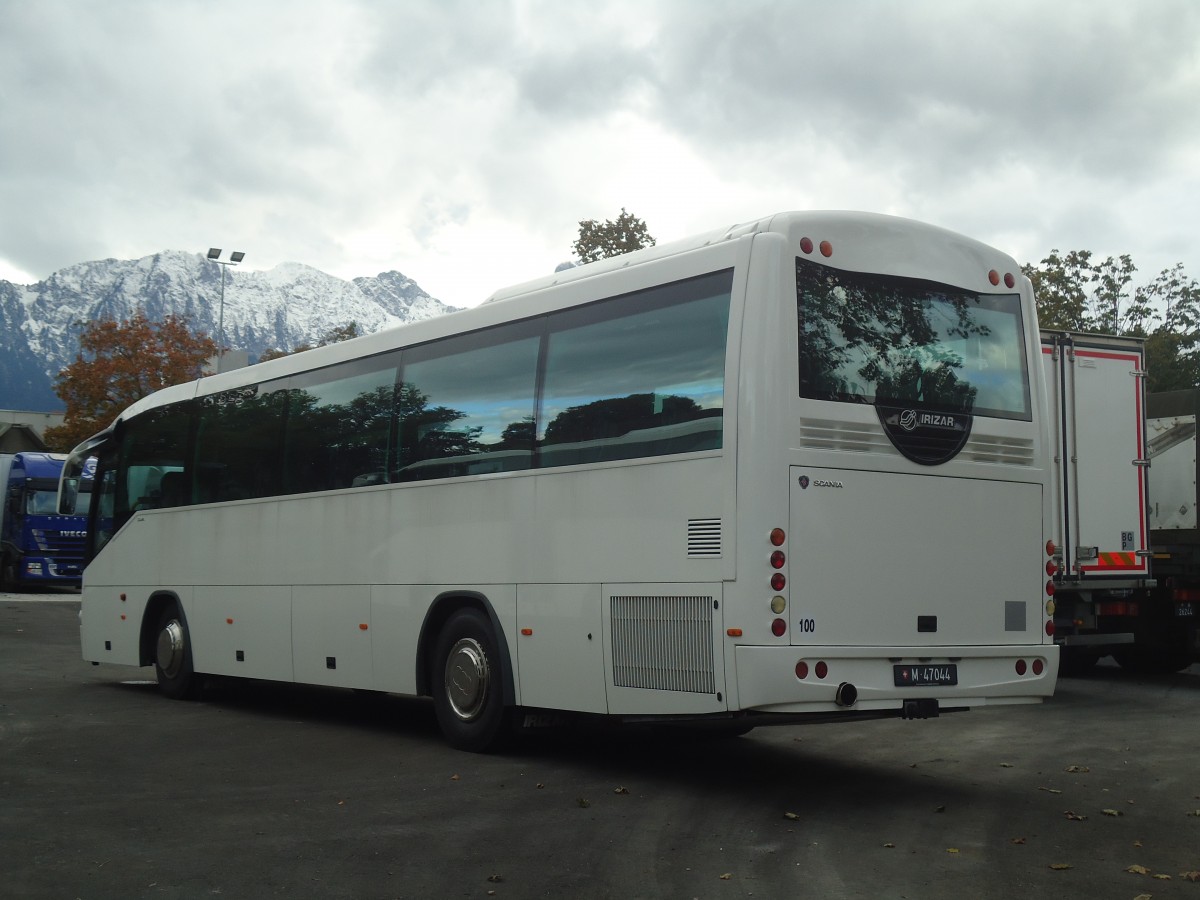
xmin=73 ymin=210 xmax=1018 ymax=454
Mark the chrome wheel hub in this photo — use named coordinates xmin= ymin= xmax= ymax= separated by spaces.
xmin=444 ymin=637 xmax=489 ymax=722
xmin=156 ymin=619 xmax=186 ymax=679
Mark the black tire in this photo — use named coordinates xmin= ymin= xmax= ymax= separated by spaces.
xmin=153 ymin=605 xmax=201 ymax=700
xmin=1058 ymin=648 xmax=1099 ymax=677
xmin=1111 ymin=645 xmax=1192 ymax=675
xmin=431 ymin=608 xmax=510 ymax=753
xmin=0 ymin=555 xmax=16 ymax=591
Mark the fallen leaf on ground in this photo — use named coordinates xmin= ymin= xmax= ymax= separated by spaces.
xmin=450 ymin=774 xmax=460 ymax=781
xmin=783 ymin=812 xmax=799 ymax=820
xmin=1039 ymin=787 xmax=1063 ymax=794
xmin=1102 ymin=809 xmax=1123 ymax=817
xmin=1065 ymin=765 xmax=1091 ymax=773
xmin=1187 ymin=810 xmax=1200 ymax=817
xmin=1049 ymin=863 xmax=1072 ymax=870
xmin=614 ymin=786 xmax=630 ymax=795
xmin=883 ymin=843 xmax=895 ymax=848
xmin=1181 ymin=870 xmax=1200 ymax=881
xmin=1126 ymin=864 xmax=1151 ymax=875
xmin=487 ymin=874 xmax=503 ymax=883
xmin=577 ymin=798 xmax=590 ymax=808
xmin=1133 ymin=840 xmax=1143 ymax=848
xmin=1153 ymin=873 xmax=1172 ymax=880
xmin=1000 ymin=762 xmax=1014 ymax=768
xmin=718 ymin=873 xmax=732 ymax=880
xmin=1010 ymin=837 xmax=1026 ymax=845
xmin=1064 ymin=811 xmax=1087 ymax=821
xmin=947 ymin=848 xmax=959 ymax=854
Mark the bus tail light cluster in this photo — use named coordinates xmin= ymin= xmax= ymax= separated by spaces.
xmin=988 ymin=269 xmax=1017 ymax=289
xmin=769 ymin=528 xmax=787 ymax=637
xmin=1044 ymin=540 xmax=1058 ymax=635
xmin=1014 ymin=658 xmax=1046 ymax=677
xmin=798 ymin=237 xmax=834 ymax=258
xmin=795 ymin=660 xmax=829 ymax=680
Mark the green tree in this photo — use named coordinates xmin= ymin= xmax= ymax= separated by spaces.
xmin=572 ymin=208 xmax=656 ymax=263
xmin=44 ymin=313 xmax=218 ymax=451
xmin=1024 ymin=253 xmax=1200 ymax=392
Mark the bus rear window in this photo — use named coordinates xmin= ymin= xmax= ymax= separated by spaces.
xmin=796 ymin=257 xmax=1031 ymax=421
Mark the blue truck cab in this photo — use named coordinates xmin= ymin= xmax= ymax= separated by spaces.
xmin=0 ymin=452 xmax=92 ymax=589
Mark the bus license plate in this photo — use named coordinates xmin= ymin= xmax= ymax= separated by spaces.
xmin=1178 ymin=602 xmax=1195 ymax=617
xmin=894 ymin=664 xmax=958 ymax=687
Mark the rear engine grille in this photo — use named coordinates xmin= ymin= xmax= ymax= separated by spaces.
xmin=610 ymin=594 xmax=716 ymax=693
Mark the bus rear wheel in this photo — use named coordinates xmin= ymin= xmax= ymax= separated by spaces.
xmin=153 ymin=605 xmax=201 ymax=700
xmin=432 ymin=608 xmax=510 ymax=753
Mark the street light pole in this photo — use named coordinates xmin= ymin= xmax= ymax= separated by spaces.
xmin=206 ymin=248 xmax=246 ymax=373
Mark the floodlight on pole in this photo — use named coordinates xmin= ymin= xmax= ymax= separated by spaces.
xmin=206 ymin=248 xmax=246 ymax=373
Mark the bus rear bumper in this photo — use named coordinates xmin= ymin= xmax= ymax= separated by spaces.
xmin=733 ymin=643 xmax=1058 ymax=715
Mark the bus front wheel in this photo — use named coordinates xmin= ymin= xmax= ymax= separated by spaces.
xmin=432 ymin=608 xmax=510 ymax=753
xmin=153 ymin=605 xmax=201 ymax=700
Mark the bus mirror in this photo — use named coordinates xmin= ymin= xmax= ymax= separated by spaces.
xmin=58 ymin=479 xmax=80 ymax=515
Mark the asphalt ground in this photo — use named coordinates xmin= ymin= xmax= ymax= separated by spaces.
xmin=3 ymin=595 xmax=1199 ymax=900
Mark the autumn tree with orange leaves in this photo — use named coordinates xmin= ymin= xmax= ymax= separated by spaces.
xmin=43 ymin=313 xmax=217 ymax=451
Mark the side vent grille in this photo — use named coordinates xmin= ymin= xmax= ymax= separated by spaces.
xmin=959 ymin=435 xmax=1036 ymax=466
xmin=611 ymin=595 xmax=716 ymax=693
xmin=687 ymin=518 xmax=722 ymax=557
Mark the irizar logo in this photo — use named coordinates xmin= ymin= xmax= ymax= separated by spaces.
xmin=899 ymin=409 xmax=959 ymax=432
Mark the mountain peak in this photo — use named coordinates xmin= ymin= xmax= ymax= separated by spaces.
xmin=0 ymin=253 xmax=461 ymax=410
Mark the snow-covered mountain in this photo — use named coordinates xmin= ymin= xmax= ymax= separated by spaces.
xmin=0 ymin=251 xmax=459 ymax=411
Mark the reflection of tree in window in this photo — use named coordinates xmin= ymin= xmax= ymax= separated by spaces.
xmin=395 ymin=382 xmax=482 ymax=479
xmin=543 ymin=394 xmax=704 ymax=444
xmin=798 ymin=259 xmax=986 ymax=413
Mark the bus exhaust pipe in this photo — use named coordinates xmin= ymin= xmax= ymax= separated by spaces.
xmin=834 ymin=682 xmax=858 ymax=707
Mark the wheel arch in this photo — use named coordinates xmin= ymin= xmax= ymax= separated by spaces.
xmin=416 ymin=590 xmax=516 ymax=706
xmin=139 ymin=590 xmax=186 ymax=668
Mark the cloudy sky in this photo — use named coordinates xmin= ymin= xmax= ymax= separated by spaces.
xmin=2 ymin=0 xmax=1197 ymax=308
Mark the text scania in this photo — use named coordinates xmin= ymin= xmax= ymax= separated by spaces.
xmin=813 ymin=479 xmax=844 ymax=488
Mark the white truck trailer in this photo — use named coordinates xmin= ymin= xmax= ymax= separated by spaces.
xmin=1040 ymin=330 xmax=1154 ymax=673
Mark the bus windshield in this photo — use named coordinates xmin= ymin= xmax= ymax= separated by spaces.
xmin=797 ymin=257 xmax=1031 ymax=420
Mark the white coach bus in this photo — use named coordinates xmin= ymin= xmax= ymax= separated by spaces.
xmin=67 ymin=211 xmax=1057 ymax=751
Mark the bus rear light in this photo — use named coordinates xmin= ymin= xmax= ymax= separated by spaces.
xmin=1046 ymin=560 xmax=1059 ymax=576
xmin=771 ymin=618 xmax=787 ymax=637
xmin=727 ymin=628 xmax=743 ymax=637
xmin=814 ymin=661 xmax=828 ymax=679
xmin=1015 ymin=659 xmax=1027 ymax=675
xmin=770 ymin=550 xmax=785 ymax=569
xmin=796 ymin=660 xmax=809 ymax=679
xmin=771 ymin=573 xmax=786 ymax=591
xmin=1045 ymin=621 xmax=1055 ymax=636
xmin=770 ymin=527 xmax=786 ymax=546
xmin=1045 ymin=599 xmax=1056 ymax=616
xmin=1004 ymin=272 xmax=1015 ymax=288
xmin=1032 ymin=659 xmax=1044 ymax=675
xmin=1046 ymin=540 xmax=1057 ymax=557
xmin=770 ymin=595 xmax=786 ymax=614
xmin=799 ymin=237 xmax=814 ymax=254
xmin=989 ymin=269 xmax=1001 ymax=286
xmin=819 ymin=240 xmax=833 ymax=258
xmin=1045 ymin=580 xmax=1055 ymax=597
